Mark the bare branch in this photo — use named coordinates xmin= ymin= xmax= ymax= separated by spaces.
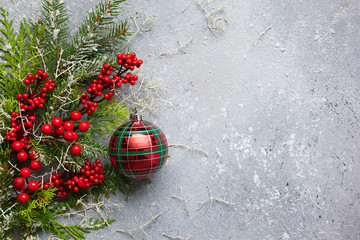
xmin=172 ymin=186 xmax=190 ymax=216
xmin=183 ymin=0 xmax=228 ymax=33
xmin=197 ymin=186 xmax=236 ymax=210
xmin=163 ymin=229 xmax=191 ymax=240
xmin=160 ymin=36 xmax=193 ymax=56
xmin=119 ymin=11 xmax=155 ymax=52
xmin=253 ymin=26 xmax=272 ymax=47
xmin=116 ymin=212 xmax=163 ymax=238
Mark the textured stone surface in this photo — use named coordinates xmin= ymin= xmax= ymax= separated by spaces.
xmin=2 ymin=0 xmax=360 ymax=239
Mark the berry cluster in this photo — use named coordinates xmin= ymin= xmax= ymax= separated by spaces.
xmin=41 ymin=159 xmax=105 ymax=198
xmin=13 ymin=167 xmax=41 ymax=203
xmin=5 ymin=70 xmax=52 ymax=203
xmin=5 ymin=70 xmax=54 ymax=142
xmin=40 ymin=111 xmax=89 ymax=156
xmin=79 ymin=52 xmax=142 ymax=115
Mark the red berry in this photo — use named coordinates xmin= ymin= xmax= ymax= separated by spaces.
xmin=78 ymin=121 xmax=89 ymax=132
xmin=27 ymin=74 xmax=33 ymax=79
xmin=43 ymin=184 xmax=49 ymax=189
xmin=78 ymin=181 xmax=85 ymax=188
xmin=15 ymin=184 xmax=25 ymax=191
xmin=72 ymin=132 xmax=79 ymax=141
xmin=71 ymin=145 xmax=81 ymax=155
xmin=41 ymin=124 xmax=53 ymax=135
xmin=93 ymin=179 xmax=99 ymax=184
xmin=53 ymin=126 xmax=64 ymax=135
xmin=51 ymin=117 xmax=63 ymax=129
xmin=18 ymin=193 xmax=29 ymax=203
xmin=29 ymin=152 xmax=36 ymax=159
xmin=70 ymin=111 xmax=81 ymax=121
xmin=20 ymin=168 xmax=31 ymax=178
xmin=24 ymin=79 xmax=30 ymax=85
xmin=64 ymin=131 xmax=74 ymax=142
xmin=17 ymin=151 xmax=28 ymax=162
xmin=73 ymin=186 xmax=79 ymax=192
xmin=12 ymin=141 xmax=24 ymax=152
xmin=30 ymin=160 xmax=41 ymax=170
xmin=14 ymin=177 xmax=25 ymax=188
xmin=28 ymin=181 xmax=39 ymax=191
xmin=63 ymin=121 xmax=74 ymax=131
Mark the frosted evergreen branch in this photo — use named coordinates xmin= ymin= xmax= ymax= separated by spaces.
xmin=31 ymin=46 xmax=48 ymax=72
xmin=197 ymin=186 xmax=236 ymax=210
xmin=0 ymin=203 xmax=16 ymax=219
xmin=116 ymin=212 xmax=163 ymax=238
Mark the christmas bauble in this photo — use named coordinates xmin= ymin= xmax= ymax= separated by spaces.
xmin=109 ymin=114 xmax=168 ymax=179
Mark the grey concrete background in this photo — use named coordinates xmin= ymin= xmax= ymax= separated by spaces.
xmin=2 ymin=0 xmax=360 ymax=239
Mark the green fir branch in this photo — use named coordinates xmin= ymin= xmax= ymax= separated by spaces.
xmin=91 ymin=163 xmax=131 ymax=200
xmin=48 ymin=218 xmax=116 ymax=240
xmin=67 ymin=0 xmax=127 ymax=61
xmin=86 ymin=100 xmax=129 ymax=138
xmin=76 ymin=138 xmax=109 ymax=159
xmin=41 ymin=0 xmax=69 ymax=75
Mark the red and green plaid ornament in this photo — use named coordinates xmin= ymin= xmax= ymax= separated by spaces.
xmin=109 ymin=114 xmax=168 ymax=179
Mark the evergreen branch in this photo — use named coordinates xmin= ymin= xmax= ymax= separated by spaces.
xmin=86 ymin=100 xmax=129 ymax=138
xmin=41 ymin=0 xmax=69 ymax=74
xmin=90 ymin=163 xmax=131 ymax=199
xmin=67 ymin=0 xmax=127 ymax=61
xmin=76 ymin=138 xmax=109 ymax=159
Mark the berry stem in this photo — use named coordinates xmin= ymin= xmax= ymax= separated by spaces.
xmin=32 ymin=79 xmax=42 ymax=97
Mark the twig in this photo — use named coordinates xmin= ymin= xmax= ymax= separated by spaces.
xmin=253 ymin=26 xmax=272 ymax=47
xmin=160 ymin=36 xmax=193 ymax=56
xmin=56 ymin=193 xmax=122 ymax=227
xmin=163 ymin=229 xmax=191 ymax=240
xmin=183 ymin=0 xmax=228 ymax=33
xmin=197 ymin=186 xmax=236 ymax=210
xmin=172 ymin=186 xmax=190 ymax=216
xmin=169 ymin=144 xmax=208 ymax=157
xmin=119 ymin=11 xmax=155 ymax=52
xmin=116 ymin=76 xmax=164 ymax=114
xmin=116 ymin=212 xmax=163 ymax=238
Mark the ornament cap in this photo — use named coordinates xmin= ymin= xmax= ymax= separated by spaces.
xmin=130 ymin=113 xmax=142 ymax=122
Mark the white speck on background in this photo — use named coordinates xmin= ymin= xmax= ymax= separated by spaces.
xmin=254 ymin=171 xmax=261 ymax=187
xmin=282 ymin=232 xmax=290 ymax=239
xmin=188 ymin=121 xmax=198 ymax=131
